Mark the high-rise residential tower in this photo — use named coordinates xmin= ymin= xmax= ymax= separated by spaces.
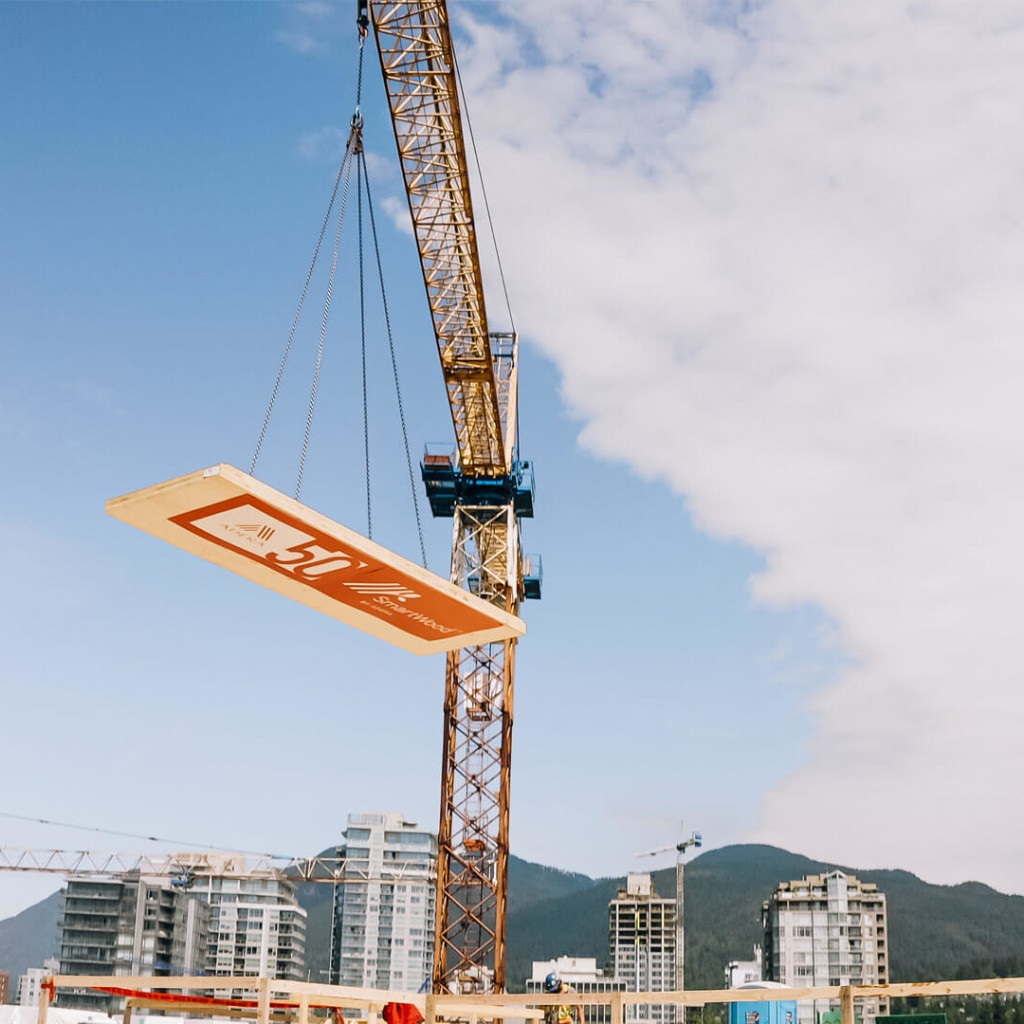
xmin=330 ymin=811 xmax=437 ymax=992
xmin=189 ymin=876 xmax=307 ymax=989
xmin=608 ymin=873 xmax=676 ymax=1024
xmin=58 ymin=875 xmax=209 ymax=1012
xmin=762 ymin=870 xmax=889 ymax=1024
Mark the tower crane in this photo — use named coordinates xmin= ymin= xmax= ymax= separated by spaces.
xmin=0 ymin=846 xmax=425 ymax=887
xmin=20 ymin=0 xmax=530 ymax=999
xmin=366 ymin=0 xmax=538 ymax=996
xmin=636 ymin=830 xmax=703 ymax=992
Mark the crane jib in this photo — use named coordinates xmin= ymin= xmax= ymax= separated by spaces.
xmin=369 ymin=0 xmax=507 ymax=475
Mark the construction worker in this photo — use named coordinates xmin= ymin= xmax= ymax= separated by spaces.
xmin=543 ymin=973 xmax=586 ymax=1024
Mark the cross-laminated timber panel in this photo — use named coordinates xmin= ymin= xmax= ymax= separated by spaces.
xmin=106 ymin=464 xmax=524 ymax=655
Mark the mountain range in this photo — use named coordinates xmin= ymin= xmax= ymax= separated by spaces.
xmin=4 ymin=845 xmax=1024 ymax=995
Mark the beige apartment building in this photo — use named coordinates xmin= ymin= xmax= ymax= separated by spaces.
xmin=762 ymin=870 xmax=889 ymax=1024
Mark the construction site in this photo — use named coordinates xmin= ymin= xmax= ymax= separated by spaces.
xmin=2 ymin=3 xmax=1024 ymax=1024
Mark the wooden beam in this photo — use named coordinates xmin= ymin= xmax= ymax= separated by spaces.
xmin=258 ymin=977 xmax=272 ymax=1024
xmin=46 ymin=973 xmax=1024 ymax=1023
xmin=840 ymin=987 xmax=854 ymax=1024
xmin=125 ymin=999 xmax=295 ymax=1022
xmin=434 ymin=1006 xmax=543 ymax=1020
xmin=854 ymin=980 xmax=1024 ymax=999
xmin=35 ymin=978 xmax=49 ymax=1024
xmin=50 ymin=974 xmax=415 ymax=1006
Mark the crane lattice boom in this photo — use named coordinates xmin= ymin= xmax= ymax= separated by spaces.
xmin=370 ymin=0 xmax=509 ymax=475
xmin=0 ymin=846 xmax=423 ymax=884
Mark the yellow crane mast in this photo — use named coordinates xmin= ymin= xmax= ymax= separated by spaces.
xmin=367 ymin=0 xmax=538 ymax=995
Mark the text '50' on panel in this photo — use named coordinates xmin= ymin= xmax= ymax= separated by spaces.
xmin=106 ymin=464 xmax=525 ymax=655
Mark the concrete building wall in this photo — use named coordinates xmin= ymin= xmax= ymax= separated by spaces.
xmin=58 ymin=877 xmax=209 ymax=1013
xmin=191 ymin=876 xmax=307 ymax=989
xmin=725 ymin=948 xmax=763 ymax=988
xmin=331 ymin=811 xmax=437 ymax=992
xmin=609 ymin=873 xmax=676 ymax=1024
xmin=762 ymin=871 xmax=889 ymax=1024
xmin=17 ymin=961 xmax=60 ymax=1007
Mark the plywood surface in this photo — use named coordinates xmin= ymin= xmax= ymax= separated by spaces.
xmin=106 ymin=464 xmax=525 ymax=655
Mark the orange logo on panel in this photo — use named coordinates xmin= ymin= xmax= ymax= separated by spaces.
xmin=170 ymin=495 xmax=496 ymax=641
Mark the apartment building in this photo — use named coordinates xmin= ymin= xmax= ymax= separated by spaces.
xmin=58 ymin=876 xmax=208 ymax=1012
xmin=330 ymin=811 xmax=437 ymax=992
xmin=189 ymin=876 xmax=307 ymax=987
xmin=609 ymin=873 xmax=676 ymax=1024
xmin=761 ymin=870 xmax=889 ymax=1024
xmin=18 ymin=960 xmax=61 ymax=1006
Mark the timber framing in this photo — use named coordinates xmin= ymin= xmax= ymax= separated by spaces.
xmin=40 ymin=974 xmax=1024 ymax=1024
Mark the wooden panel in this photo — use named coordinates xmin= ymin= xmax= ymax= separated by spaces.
xmin=106 ymin=464 xmax=525 ymax=655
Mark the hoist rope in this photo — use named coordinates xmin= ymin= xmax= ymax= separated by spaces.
xmin=249 ymin=157 xmax=350 ymax=477
xmin=357 ymin=156 xmax=372 ymax=539
xmin=360 ymin=148 xmax=429 ymax=569
xmin=251 ymin=35 xmax=366 ymax=483
xmin=248 ymin=24 xmax=427 ymax=566
xmin=296 ymin=134 xmax=357 ymax=501
xmin=452 ymin=47 xmax=517 ymax=337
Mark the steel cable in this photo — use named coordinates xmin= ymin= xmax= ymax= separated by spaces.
xmin=358 ymin=156 xmax=372 ymax=539
xmin=360 ymin=148 xmax=429 ymax=569
xmin=296 ymin=135 xmax=358 ymax=500
xmin=249 ymin=157 xmax=350 ymax=477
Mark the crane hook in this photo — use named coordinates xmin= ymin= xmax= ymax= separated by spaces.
xmin=357 ymin=0 xmax=369 ymax=39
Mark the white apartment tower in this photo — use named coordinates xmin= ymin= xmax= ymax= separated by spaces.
xmin=608 ymin=873 xmax=676 ymax=1024
xmin=762 ymin=871 xmax=890 ymax=1024
xmin=191 ymin=876 xmax=307 ymax=986
xmin=331 ymin=811 xmax=437 ymax=992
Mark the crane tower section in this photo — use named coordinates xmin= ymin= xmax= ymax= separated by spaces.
xmin=369 ymin=0 xmax=537 ymax=994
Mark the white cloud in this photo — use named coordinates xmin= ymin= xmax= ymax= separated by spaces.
xmin=454 ymin=1 xmax=1024 ymax=891
xmin=298 ymin=126 xmax=348 ymax=162
xmin=274 ymin=3 xmax=347 ymax=56
xmin=381 ymin=195 xmax=414 ymax=237
xmin=274 ymin=29 xmax=324 ymax=56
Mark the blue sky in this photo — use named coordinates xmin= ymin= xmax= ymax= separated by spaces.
xmin=0 ymin=3 xmax=829 ymax=918
xmin=4 ymin=0 xmax=1024 ymax=919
